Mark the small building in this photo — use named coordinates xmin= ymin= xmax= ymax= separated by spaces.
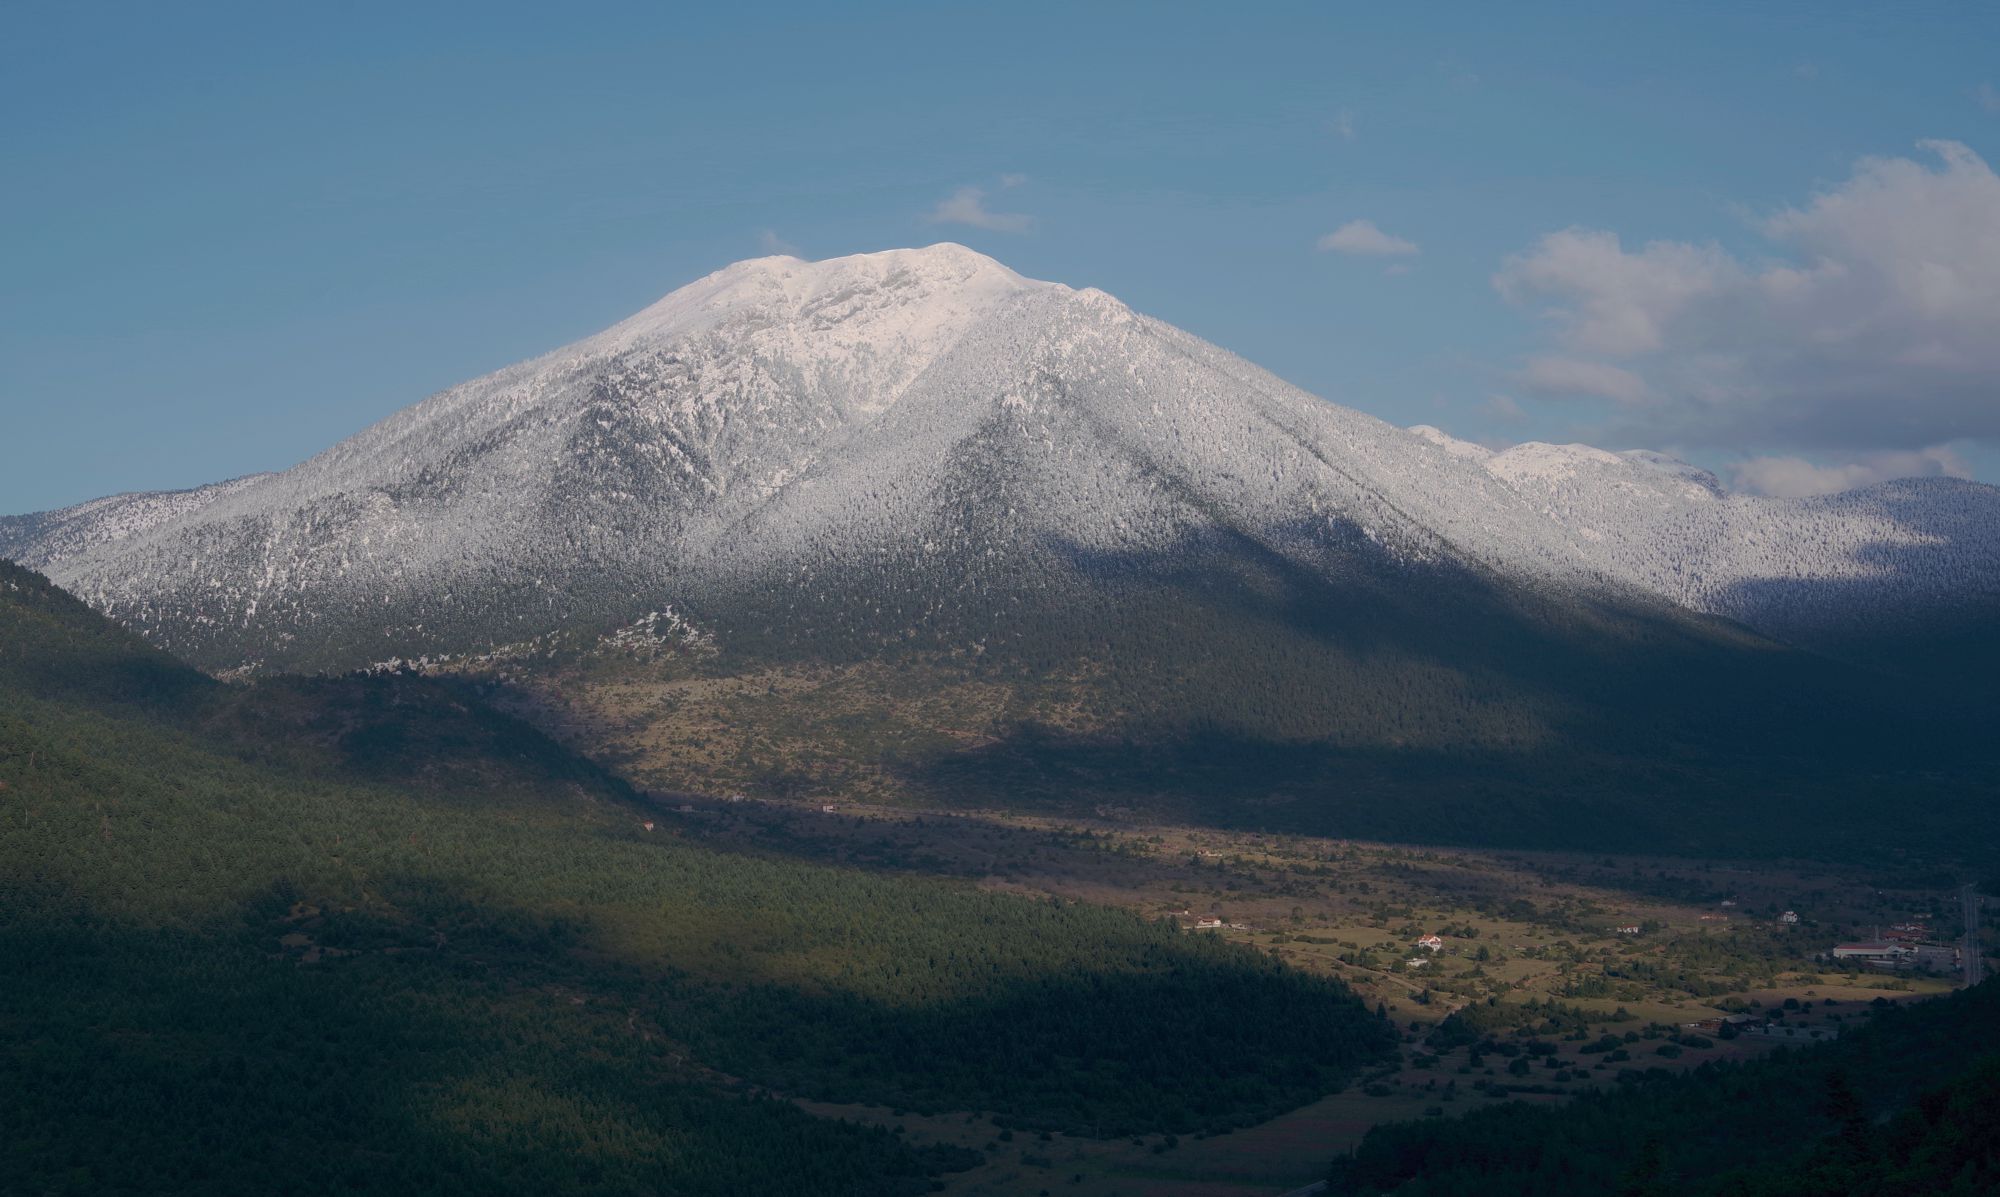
xmin=1614 ymin=925 xmax=1641 ymax=935
xmin=1831 ymin=943 xmax=1915 ymax=969
xmin=1417 ymin=935 xmax=1445 ymax=952
xmin=820 ymin=804 xmax=837 ymax=814
xmin=1780 ymin=911 xmax=1799 ymax=925
xmin=641 ymin=821 xmax=655 ymax=832
xmin=1194 ymin=917 xmax=1224 ymax=929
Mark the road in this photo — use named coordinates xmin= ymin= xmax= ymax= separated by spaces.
xmin=1963 ymin=883 xmax=1985 ymax=988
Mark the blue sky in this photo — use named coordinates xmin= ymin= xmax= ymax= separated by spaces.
xmin=4 ymin=1 xmax=1998 ymax=513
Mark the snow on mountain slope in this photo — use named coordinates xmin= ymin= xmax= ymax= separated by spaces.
xmin=0 ymin=474 xmax=271 ymax=568
xmin=1409 ymin=426 xmax=2000 ymax=642
xmin=3 ymin=244 xmax=1996 ymax=675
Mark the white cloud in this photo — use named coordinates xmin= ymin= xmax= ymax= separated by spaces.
xmin=1496 ymin=228 xmax=1738 ymax=356
xmin=1495 ymin=140 xmax=2000 ymax=456
xmin=1317 ymin=219 xmax=1419 ymax=256
xmin=757 ymin=229 xmax=798 ymax=256
xmin=998 ymin=172 xmax=1028 ymax=188
xmin=1483 ymin=393 xmax=1526 ymax=422
xmin=1517 ymin=355 xmax=1650 ymax=406
xmin=1729 ymin=445 xmax=1971 ymax=497
xmin=1978 ymin=83 xmax=2000 ymax=113
xmin=1332 ymin=108 xmax=1357 ymax=142
xmin=926 ymin=185 xmax=1032 ymax=233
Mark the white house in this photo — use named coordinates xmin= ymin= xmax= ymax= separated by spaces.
xmin=1417 ymin=935 xmax=1445 ymax=951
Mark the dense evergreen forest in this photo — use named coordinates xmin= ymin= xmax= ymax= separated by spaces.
xmin=0 ymin=560 xmax=1393 ymax=1195
xmin=1328 ymin=979 xmax=2000 ymax=1196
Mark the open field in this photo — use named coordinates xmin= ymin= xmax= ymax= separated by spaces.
xmin=642 ymin=793 xmax=1975 ymax=1194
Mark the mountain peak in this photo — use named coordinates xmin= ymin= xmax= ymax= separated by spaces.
xmin=588 ymin=243 xmax=1051 ymax=358
xmin=719 ymin=241 xmax=1030 ymax=285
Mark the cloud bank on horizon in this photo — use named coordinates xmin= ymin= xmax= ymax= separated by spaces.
xmin=1495 ymin=140 xmax=2000 ymax=496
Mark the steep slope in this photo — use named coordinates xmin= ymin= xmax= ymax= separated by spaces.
xmin=2 ymin=247 xmax=1068 ymax=670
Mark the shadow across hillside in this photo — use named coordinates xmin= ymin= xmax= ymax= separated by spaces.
xmin=900 ymin=725 xmax=2000 ymax=869
xmin=0 ymin=904 xmax=964 ymax=1197
xmin=870 ymin=523 xmax=1998 ymax=864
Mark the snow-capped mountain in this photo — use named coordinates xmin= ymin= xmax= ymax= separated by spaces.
xmin=3 ymin=244 xmax=1995 ymax=686
xmin=1408 ymin=427 xmax=2000 ymax=649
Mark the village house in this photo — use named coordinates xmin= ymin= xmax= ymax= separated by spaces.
xmin=1780 ymin=910 xmax=1799 ymax=925
xmin=1417 ymin=934 xmax=1445 ymax=952
xmin=1614 ymin=925 xmax=1641 ymax=935
xmin=1830 ymin=942 xmax=1915 ymax=969
xmin=1194 ymin=916 xmax=1223 ymax=929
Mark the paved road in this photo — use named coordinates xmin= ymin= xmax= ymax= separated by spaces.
xmin=1964 ymin=883 xmax=1985 ymax=987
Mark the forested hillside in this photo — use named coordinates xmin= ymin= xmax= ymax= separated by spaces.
xmin=1328 ymin=980 xmax=2000 ymax=1196
xmin=0 ymin=559 xmax=1393 ymax=1195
